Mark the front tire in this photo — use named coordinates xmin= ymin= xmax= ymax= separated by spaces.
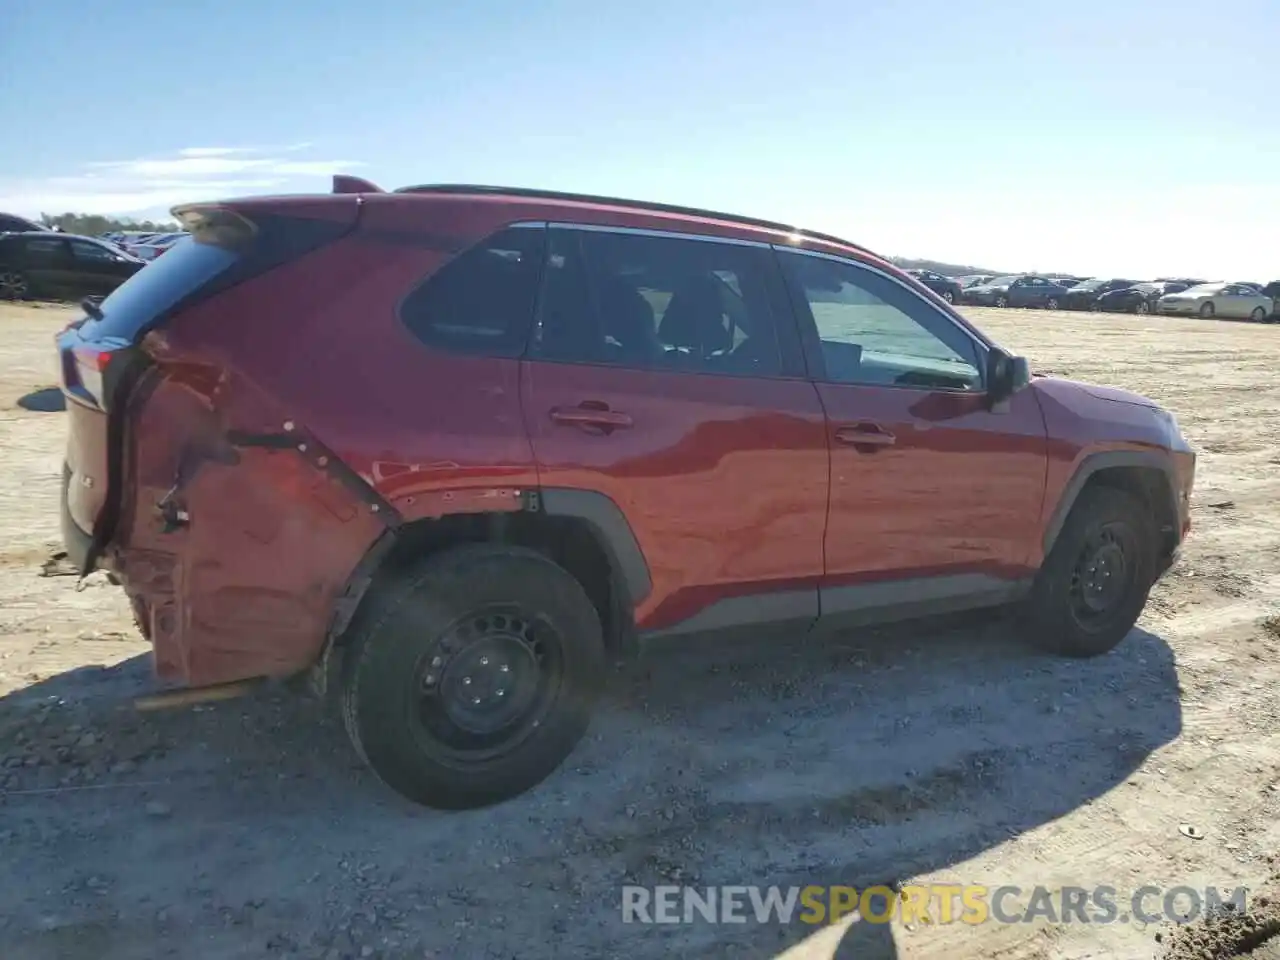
xmin=995 ymin=295 xmax=1009 ymax=308
xmin=340 ymin=544 xmax=605 ymax=809
xmin=1023 ymin=486 xmax=1157 ymax=658
xmin=1250 ymin=307 xmax=1267 ymax=322
xmin=1135 ymin=301 xmax=1150 ymax=314
xmin=1199 ymin=302 xmax=1215 ymax=318
xmin=1046 ymin=297 xmax=1060 ymax=310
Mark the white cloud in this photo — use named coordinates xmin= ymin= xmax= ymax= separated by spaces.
xmin=0 ymin=146 xmax=363 ymax=219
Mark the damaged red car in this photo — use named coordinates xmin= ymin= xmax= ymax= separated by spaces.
xmin=58 ymin=178 xmax=1195 ymax=809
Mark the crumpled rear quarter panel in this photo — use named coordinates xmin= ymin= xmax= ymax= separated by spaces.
xmin=114 ymin=351 xmax=386 ymax=688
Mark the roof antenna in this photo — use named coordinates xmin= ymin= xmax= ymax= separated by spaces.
xmin=332 ymin=174 xmax=383 ymax=194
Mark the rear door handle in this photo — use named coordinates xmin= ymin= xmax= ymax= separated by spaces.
xmin=834 ymin=423 xmax=896 ymax=450
xmin=549 ymin=405 xmax=633 ymax=431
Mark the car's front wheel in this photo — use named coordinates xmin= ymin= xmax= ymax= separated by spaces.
xmin=942 ymin=289 xmax=956 ymax=304
xmin=1249 ymin=307 xmax=1267 ymax=322
xmin=1199 ymin=302 xmax=1215 ymax=318
xmin=1023 ymin=486 xmax=1157 ymax=658
xmin=1135 ymin=301 xmax=1150 ymax=314
xmin=1046 ymin=297 xmax=1060 ymax=310
xmin=340 ymin=543 xmax=605 ymax=809
xmin=995 ymin=295 xmax=1009 ymax=308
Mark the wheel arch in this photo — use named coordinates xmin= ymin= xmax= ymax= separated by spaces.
xmin=315 ymin=488 xmax=651 ymax=693
xmin=1043 ymin=451 xmax=1180 ymax=560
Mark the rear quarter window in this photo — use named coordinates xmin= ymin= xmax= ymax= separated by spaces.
xmin=399 ymin=226 xmax=546 ymax=357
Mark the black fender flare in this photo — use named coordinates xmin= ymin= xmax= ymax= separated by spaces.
xmin=536 ymin=488 xmax=652 ymax=608
xmin=1042 ymin=450 xmax=1179 ymax=555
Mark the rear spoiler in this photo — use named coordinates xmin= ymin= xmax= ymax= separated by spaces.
xmin=333 ymin=175 xmax=383 ymax=194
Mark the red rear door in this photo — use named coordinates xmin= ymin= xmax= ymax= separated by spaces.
xmin=521 ymin=226 xmax=829 ymax=635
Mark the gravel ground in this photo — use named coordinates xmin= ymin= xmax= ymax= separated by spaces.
xmin=1 ymin=301 xmax=1279 ymax=959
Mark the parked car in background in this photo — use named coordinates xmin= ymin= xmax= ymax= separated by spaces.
xmin=1059 ymin=278 xmax=1138 ymax=311
xmin=130 ymin=232 xmax=188 ymax=261
xmin=0 ymin=232 xmax=144 ymax=300
xmin=1094 ymin=282 xmax=1187 ymax=314
xmin=905 ymin=268 xmax=963 ymax=303
xmin=963 ymin=274 xmax=1067 ymax=309
xmin=1158 ymin=282 xmax=1274 ymax=320
xmin=1047 ymin=277 xmax=1081 ymax=288
xmin=956 ymin=274 xmax=993 ymax=289
xmin=1156 ymin=277 xmax=1207 ymax=288
xmin=0 ymin=213 xmax=49 ymax=233
xmin=54 ymin=179 xmax=1195 ymax=809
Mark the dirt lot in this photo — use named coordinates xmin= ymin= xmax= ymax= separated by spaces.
xmin=1 ymin=300 xmax=1279 ymax=960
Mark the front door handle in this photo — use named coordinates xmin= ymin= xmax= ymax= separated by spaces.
xmin=834 ymin=423 xmax=896 ymax=451
xmin=549 ymin=404 xmax=633 ymax=432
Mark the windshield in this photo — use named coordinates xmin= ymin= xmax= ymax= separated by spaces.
xmin=987 ymin=276 xmax=1020 ymax=286
xmin=1185 ymin=283 xmax=1226 ymax=294
xmin=1073 ymin=279 xmax=1106 ymax=291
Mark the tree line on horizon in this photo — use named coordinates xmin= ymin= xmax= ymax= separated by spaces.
xmin=39 ymin=212 xmax=180 ymax=236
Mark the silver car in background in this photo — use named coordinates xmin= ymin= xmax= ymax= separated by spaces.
xmin=1157 ymin=282 xmax=1274 ymax=320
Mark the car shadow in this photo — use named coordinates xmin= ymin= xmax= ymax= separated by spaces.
xmin=0 ymin=613 xmax=1181 ymax=960
xmin=16 ymin=386 xmax=65 ymax=412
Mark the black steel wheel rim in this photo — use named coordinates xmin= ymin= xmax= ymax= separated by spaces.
xmin=410 ymin=605 xmax=563 ymax=764
xmin=1068 ymin=524 xmax=1135 ymax=630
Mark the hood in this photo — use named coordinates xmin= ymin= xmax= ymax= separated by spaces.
xmin=1032 ymin=375 xmax=1160 ymax=409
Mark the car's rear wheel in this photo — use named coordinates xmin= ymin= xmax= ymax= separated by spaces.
xmin=0 ymin=270 xmax=29 ymax=300
xmin=1023 ymin=486 xmax=1157 ymax=658
xmin=1249 ymin=307 xmax=1267 ymax=322
xmin=995 ymin=295 xmax=1009 ymax=308
xmin=1199 ymin=302 xmax=1215 ymax=318
xmin=340 ymin=543 xmax=605 ymax=809
xmin=942 ymin=289 xmax=955 ymax=304
xmin=1135 ymin=300 xmax=1150 ymax=314
xmin=1046 ymin=297 xmax=1060 ymax=310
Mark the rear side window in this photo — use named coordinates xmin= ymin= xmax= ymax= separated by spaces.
xmin=399 ymin=226 xmax=546 ymax=357
xmin=531 ymin=227 xmax=783 ymax=377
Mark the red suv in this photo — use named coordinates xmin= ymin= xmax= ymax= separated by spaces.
xmin=57 ymin=179 xmax=1196 ymax=809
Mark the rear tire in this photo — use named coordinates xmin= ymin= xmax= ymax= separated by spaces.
xmin=1046 ymin=297 xmax=1060 ymax=310
xmin=1135 ymin=301 xmax=1150 ymax=314
xmin=340 ymin=543 xmax=605 ymax=809
xmin=0 ymin=270 xmax=29 ymax=300
xmin=1023 ymin=486 xmax=1157 ymax=658
xmin=995 ymin=295 xmax=1009 ymax=308
xmin=942 ymin=289 xmax=955 ymax=304
xmin=1199 ymin=302 xmax=1215 ymax=318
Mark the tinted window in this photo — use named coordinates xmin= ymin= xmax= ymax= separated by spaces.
xmin=71 ymin=240 xmax=117 ymax=262
xmin=24 ymin=237 xmax=66 ymax=259
xmin=80 ymin=237 xmax=237 ymax=342
xmin=400 ymin=226 xmax=545 ymax=357
xmin=779 ymin=251 xmax=983 ymax=391
xmin=532 ymin=228 xmax=782 ymax=377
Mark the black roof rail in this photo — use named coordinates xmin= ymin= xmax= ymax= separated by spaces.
xmin=392 ymin=183 xmax=874 ymax=256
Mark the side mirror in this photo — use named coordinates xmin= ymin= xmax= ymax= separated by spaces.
xmin=986 ymin=349 xmax=1030 ymax=407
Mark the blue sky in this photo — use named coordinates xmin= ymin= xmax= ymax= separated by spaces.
xmin=2 ymin=0 xmax=1277 ymax=278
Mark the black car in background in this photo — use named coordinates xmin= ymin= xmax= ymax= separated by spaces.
xmin=1059 ymin=277 xmax=1138 ymax=310
xmin=963 ymin=274 xmax=1068 ymax=308
xmin=0 ymin=213 xmax=49 ymax=233
xmin=904 ymin=268 xmax=963 ymax=303
xmin=1094 ymin=282 xmax=1189 ymax=314
xmin=0 ymin=232 xmax=144 ymax=301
